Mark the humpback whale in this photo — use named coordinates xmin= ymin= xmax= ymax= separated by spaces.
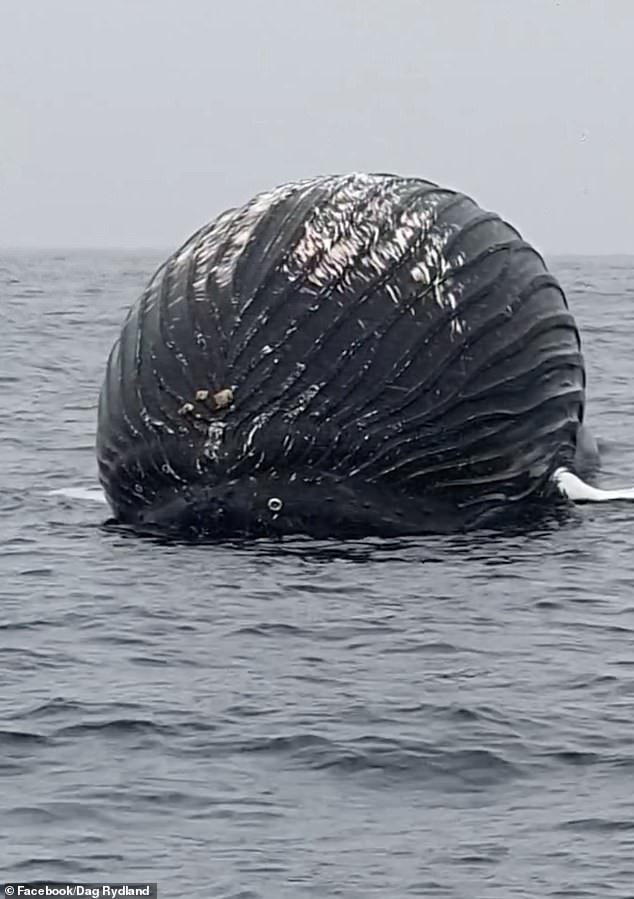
xmin=96 ymin=173 xmax=632 ymax=538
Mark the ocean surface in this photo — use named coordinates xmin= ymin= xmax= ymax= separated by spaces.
xmin=2 ymin=251 xmax=634 ymax=899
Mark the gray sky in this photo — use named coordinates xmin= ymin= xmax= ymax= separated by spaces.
xmin=2 ymin=0 xmax=633 ymax=253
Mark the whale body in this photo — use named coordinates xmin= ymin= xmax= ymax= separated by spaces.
xmin=96 ymin=173 xmax=624 ymax=539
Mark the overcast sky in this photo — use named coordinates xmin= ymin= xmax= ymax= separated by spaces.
xmin=2 ymin=0 xmax=633 ymax=253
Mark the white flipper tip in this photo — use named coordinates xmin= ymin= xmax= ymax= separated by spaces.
xmin=553 ymin=468 xmax=634 ymax=502
xmin=48 ymin=486 xmax=108 ymax=504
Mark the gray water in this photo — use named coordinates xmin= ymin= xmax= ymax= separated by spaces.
xmin=2 ymin=252 xmax=634 ymax=898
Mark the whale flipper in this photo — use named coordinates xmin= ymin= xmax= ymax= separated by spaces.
xmin=553 ymin=468 xmax=634 ymax=502
xmin=48 ymin=487 xmax=108 ymax=503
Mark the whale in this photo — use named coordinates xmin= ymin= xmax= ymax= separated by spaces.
xmin=96 ymin=172 xmax=634 ymax=538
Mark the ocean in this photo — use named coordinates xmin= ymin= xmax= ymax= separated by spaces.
xmin=2 ymin=251 xmax=634 ymax=898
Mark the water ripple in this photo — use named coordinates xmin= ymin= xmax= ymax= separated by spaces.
xmin=3 ymin=253 xmax=634 ymax=898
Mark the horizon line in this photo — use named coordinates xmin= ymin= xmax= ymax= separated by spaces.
xmin=1 ymin=246 xmax=633 ymax=259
